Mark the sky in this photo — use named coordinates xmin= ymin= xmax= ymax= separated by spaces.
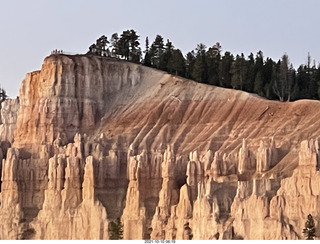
xmin=1 ymin=0 xmax=320 ymax=97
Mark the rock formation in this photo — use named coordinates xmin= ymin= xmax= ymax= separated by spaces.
xmin=1 ymin=54 xmax=320 ymax=239
xmin=0 ymin=98 xmax=19 ymax=143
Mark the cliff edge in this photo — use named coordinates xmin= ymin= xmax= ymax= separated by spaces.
xmin=0 ymin=54 xmax=320 ymax=239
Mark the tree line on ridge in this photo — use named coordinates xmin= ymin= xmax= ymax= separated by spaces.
xmin=87 ymin=29 xmax=320 ymax=102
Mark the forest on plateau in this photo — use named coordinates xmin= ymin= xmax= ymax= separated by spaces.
xmin=86 ymin=29 xmax=320 ymax=102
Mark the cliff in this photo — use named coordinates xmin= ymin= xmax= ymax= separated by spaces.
xmin=1 ymin=54 xmax=320 ymax=239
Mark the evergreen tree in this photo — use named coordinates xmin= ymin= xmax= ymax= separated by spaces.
xmin=185 ymin=50 xmax=196 ymax=79
xmin=262 ymin=58 xmax=276 ymax=99
xmin=244 ymin=53 xmax=255 ymax=92
xmin=296 ymin=64 xmax=309 ymax=99
xmin=213 ymin=42 xmax=222 ymax=54
xmin=307 ymin=53 xmax=318 ymax=99
xmin=192 ymin=43 xmax=208 ymax=83
xmin=0 ymin=87 xmax=7 ymax=103
xmin=88 ymin=43 xmax=97 ymax=55
xmin=287 ymin=64 xmax=296 ymax=101
xmin=110 ymin=33 xmax=119 ymax=57
xmin=254 ymin=51 xmax=265 ymax=94
xmin=219 ymin=51 xmax=233 ymax=87
xmin=231 ymin=53 xmax=246 ymax=90
xmin=206 ymin=43 xmax=221 ymax=86
xmin=255 ymin=51 xmax=264 ymax=67
xmin=143 ymin=37 xmax=152 ymax=66
xmin=96 ymin=35 xmax=109 ymax=56
xmin=167 ymin=49 xmax=186 ymax=76
xmin=296 ymin=53 xmax=318 ymax=100
xmin=254 ymin=71 xmax=264 ymax=96
xmin=145 ymin=36 xmax=149 ymax=52
xmin=273 ymin=54 xmax=294 ymax=101
xmin=159 ymin=39 xmax=174 ymax=71
xmin=303 ymin=214 xmax=316 ymax=240
xmin=109 ymin=218 xmax=123 ymax=240
xmin=128 ymin=29 xmax=141 ymax=63
xmin=117 ymin=30 xmax=131 ymax=60
xmin=150 ymin=35 xmax=165 ymax=68
xmin=87 ymin=35 xmax=109 ymax=56
xmin=116 ymin=30 xmax=141 ymax=62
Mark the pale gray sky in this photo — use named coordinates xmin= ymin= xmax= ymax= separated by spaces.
xmin=1 ymin=0 xmax=320 ymax=97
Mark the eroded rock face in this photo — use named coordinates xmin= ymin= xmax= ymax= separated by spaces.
xmin=1 ymin=54 xmax=320 ymax=239
xmin=0 ymin=98 xmax=19 ymax=144
xmin=32 ymin=152 xmax=109 ymax=240
xmin=0 ymin=148 xmax=23 ymax=239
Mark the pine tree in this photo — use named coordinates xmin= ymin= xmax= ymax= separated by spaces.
xmin=253 ymin=51 xmax=264 ymax=95
xmin=296 ymin=65 xmax=307 ymax=98
xmin=128 ymin=29 xmax=141 ymax=63
xmin=219 ymin=51 xmax=233 ymax=88
xmin=110 ymin=33 xmax=119 ymax=57
xmin=143 ymin=37 xmax=151 ymax=66
xmin=109 ymin=218 xmax=124 ymax=240
xmin=87 ymin=43 xmax=97 ymax=55
xmin=206 ymin=43 xmax=221 ymax=86
xmin=303 ymin=214 xmax=316 ymax=240
xmin=244 ymin=53 xmax=256 ymax=93
xmin=254 ymin=71 xmax=264 ymax=96
xmin=167 ymin=49 xmax=186 ymax=76
xmin=307 ymin=53 xmax=318 ymax=99
xmin=159 ymin=39 xmax=174 ymax=71
xmin=0 ymin=87 xmax=7 ymax=103
xmin=273 ymin=54 xmax=293 ymax=101
xmin=185 ymin=50 xmax=196 ymax=79
xmin=149 ymin=35 xmax=165 ymax=68
xmin=117 ymin=30 xmax=131 ymax=60
xmin=116 ymin=30 xmax=141 ymax=62
xmin=97 ymin=35 xmax=109 ymax=56
xmin=263 ymin=58 xmax=276 ymax=99
xmin=231 ymin=53 xmax=246 ymax=90
xmin=87 ymin=35 xmax=109 ymax=56
xmin=192 ymin=43 xmax=207 ymax=83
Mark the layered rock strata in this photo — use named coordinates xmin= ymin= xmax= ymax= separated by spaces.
xmin=0 ymin=54 xmax=320 ymax=239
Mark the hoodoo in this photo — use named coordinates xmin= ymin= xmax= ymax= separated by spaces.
xmin=0 ymin=54 xmax=320 ymax=239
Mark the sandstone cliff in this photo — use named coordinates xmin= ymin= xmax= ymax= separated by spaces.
xmin=1 ymin=54 xmax=320 ymax=239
